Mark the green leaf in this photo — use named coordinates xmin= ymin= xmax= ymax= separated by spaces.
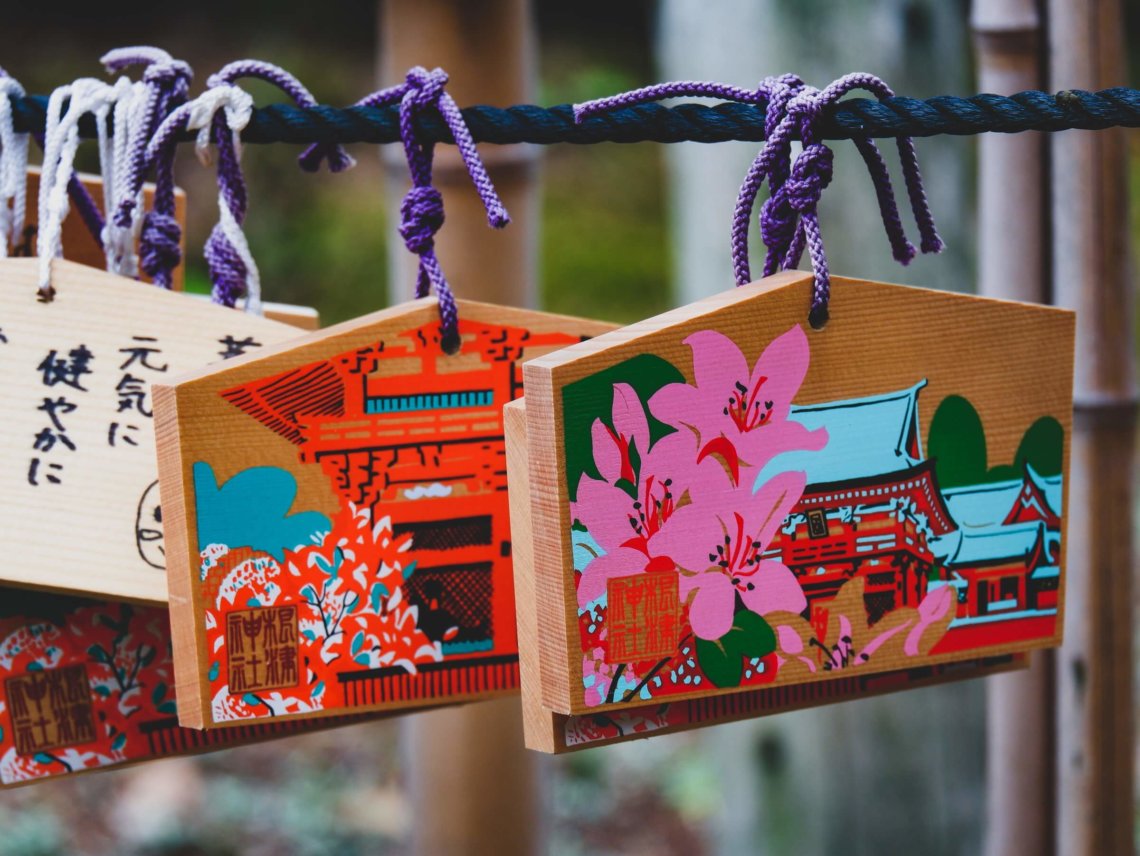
xmin=111 ymin=733 xmax=127 ymax=752
xmin=86 ymin=645 xmax=109 ymax=664
xmin=157 ymin=701 xmax=178 ymax=715
xmin=695 ymin=610 xmax=777 ymax=688
xmin=695 ymin=636 xmax=744 ymax=688
xmin=350 ymin=631 xmax=365 ymax=657
xmin=732 ymin=610 xmax=777 ymax=658
xmin=151 ymin=682 xmax=167 ymax=705
xmin=34 ymin=753 xmax=55 ymax=766
xmin=208 ymin=661 xmax=220 ymax=682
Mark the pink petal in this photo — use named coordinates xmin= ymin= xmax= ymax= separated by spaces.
xmin=739 ymin=560 xmax=806 ymax=616
xmin=590 ymin=418 xmax=621 ymax=483
xmin=611 ymin=383 xmax=650 ymax=457
xmin=753 ymin=324 xmax=810 ymax=419
xmin=776 ymin=623 xmax=805 ymax=655
xmin=642 ymin=426 xmax=698 ymax=475
xmin=904 ymin=586 xmax=954 ymax=656
xmin=683 ymin=571 xmax=736 ymax=640
xmin=573 ymin=476 xmax=636 ymax=552
xmin=748 ymin=470 xmax=807 ymax=547
xmin=647 ymin=382 xmax=698 ymax=432
xmin=862 ymin=618 xmax=913 ymax=660
xmin=650 ymin=501 xmax=720 ymax=572
xmin=577 ymin=547 xmax=646 ymax=608
xmin=684 ymin=330 xmax=749 ymax=400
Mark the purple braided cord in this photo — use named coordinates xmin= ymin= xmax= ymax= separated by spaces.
xmin=204 ymin=111 xmax=250 ymax=307
xmin=145 ymin=59 xmax=349 ymax=306
xmin=102 ymin=47 xmax=192 ymax=288
xmin=578 ymin=72 xmax=943 ymax=326
xmin=213 ymin=60 xmax=353 ymax=174
xmin=348 ymin=66 xmax=510 ymax=351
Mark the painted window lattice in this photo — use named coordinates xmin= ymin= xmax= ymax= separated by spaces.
xmin=565 ymin=325 xmax=1064 ymax=709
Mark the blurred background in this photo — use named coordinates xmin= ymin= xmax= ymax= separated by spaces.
xmin=1 ymin=1 xmax=1138 ymax=854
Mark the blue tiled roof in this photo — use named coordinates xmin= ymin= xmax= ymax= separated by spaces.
xmin=943 ymin=479 xmax=1023 ymax=530
xmin=753 ymin=381 xmax=927 ymax=490
xmin=932 ymin=521 xmax=1045 ymax=566
xmin=942 ymin=466 xmax=1063 ymax=531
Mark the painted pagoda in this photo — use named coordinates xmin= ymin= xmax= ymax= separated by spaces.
xmin=758 ymin=381 xmax=1062 ymax=650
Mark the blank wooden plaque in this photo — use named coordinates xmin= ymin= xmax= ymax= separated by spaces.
xmin=0 ymin=259 xmax=306 ymax=603
xmin=505 ymin=398 xmax=1026 ymax=752
xmin=154 ymin=299 xmax=613 ymax=728
xmin=520 ymin=272 xmax=1073 ymax=717
xmin=20 ymin=168 xmax=188 ymax=291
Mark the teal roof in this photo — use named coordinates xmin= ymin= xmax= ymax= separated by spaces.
xmin=943 ymin=479 xmax=1022 ymax=530
xmin=1025 ymin=463 xmax=1063 ymax=518
xmin=934 ymin=521 xmax=1045 ymax=567
xmin=753 ymin=381 xmax=927 ymax=490
xmin=942 ymin=466 xmax=1063 ymax=531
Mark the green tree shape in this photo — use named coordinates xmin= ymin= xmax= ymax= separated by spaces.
xmin=695 ymin=609 xmax=777 ymax=688
xmin=194 ymin=462 xmax=331 ymax=560
xmin=927 ymin=395 xmax=1063 ymax=488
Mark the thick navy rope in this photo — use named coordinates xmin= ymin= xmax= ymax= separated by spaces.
xmin=8 ymin=87 xmax=1140 ymax=146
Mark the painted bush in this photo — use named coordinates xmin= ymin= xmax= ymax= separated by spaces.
xmin=197 ymin=465 xmax=442 ymax=721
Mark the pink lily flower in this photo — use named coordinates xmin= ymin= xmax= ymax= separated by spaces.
xmin=572 ymin=383 xmax=694 ymax=607
xmin=651 ymin=471 xmax=808 ymax=639
xmin=648 ymin=326 xmax=827 ymax=481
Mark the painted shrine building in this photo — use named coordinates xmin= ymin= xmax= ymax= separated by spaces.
xmin=760 ymin=381 xmax=1062 ymax=646
xmin=761 ymin=383 xmax=956 ymax=637
xmin=930 ymin=465 xmax=1062 ymax=623
xmin=221 ymin=319 xmax=581 ymax=664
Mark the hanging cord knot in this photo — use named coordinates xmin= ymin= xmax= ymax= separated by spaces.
xmin=147 ymin=60 xmax=339 ymax=313
xmin=351 ymin=65 xmax=509 ymax=353
xmin=36 ymin=77 xmax=125 ymax=301
xmin=148 ymin=78 xmax=257 ymax=310
xmin=140 ymin=208 xmax=182 ymax=283
xmin=404 ymin=66 xmax=449 ymax=110
xmin=0 ymin=72 xmax=30 ymax=258
xmin=101 ymin=47 xmax=193 ymax=285
xmin=399 ymin=184 xmax=444 ymax=255
xmin=783 ymin=142 xmax=833 ymax=213
xmin=576 ymin=72 xmax=942 ymax=327
xmin=205 ymin=59 xmax=354 ymax=174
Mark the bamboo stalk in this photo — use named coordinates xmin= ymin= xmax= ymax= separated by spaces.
xmin=379 ymin=2 xmax=541 ymax=854
xmin=1047 ymin=0 xmax=1136 ymax=853
xmin=971 ymin=3 xmax=1055 ymax=855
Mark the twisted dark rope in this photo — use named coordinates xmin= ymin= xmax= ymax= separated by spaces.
xmin=9 ymin=87 xmax=1139 ymax=146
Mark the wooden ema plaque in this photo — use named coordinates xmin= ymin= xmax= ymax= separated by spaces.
xmin=0 ymin=587 xmax=395 ymax=788
xmin=0 ymin=259 xmax=309 ymax=603
xmin=154 ymin=300 xmax=614 ymax=728
xmin=505 ymin=399 xmax=1026 ymax=752
xmin=19 ymin=169 xmax=188 ymax=291
xmin=519 ymin=271 xmax=1073 ymax=719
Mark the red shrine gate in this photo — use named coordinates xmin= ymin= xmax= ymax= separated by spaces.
xmin=221 ymin=319 xmax=581 ymax=674
xmin=763 ymin=383 xmax=957 ymax=640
